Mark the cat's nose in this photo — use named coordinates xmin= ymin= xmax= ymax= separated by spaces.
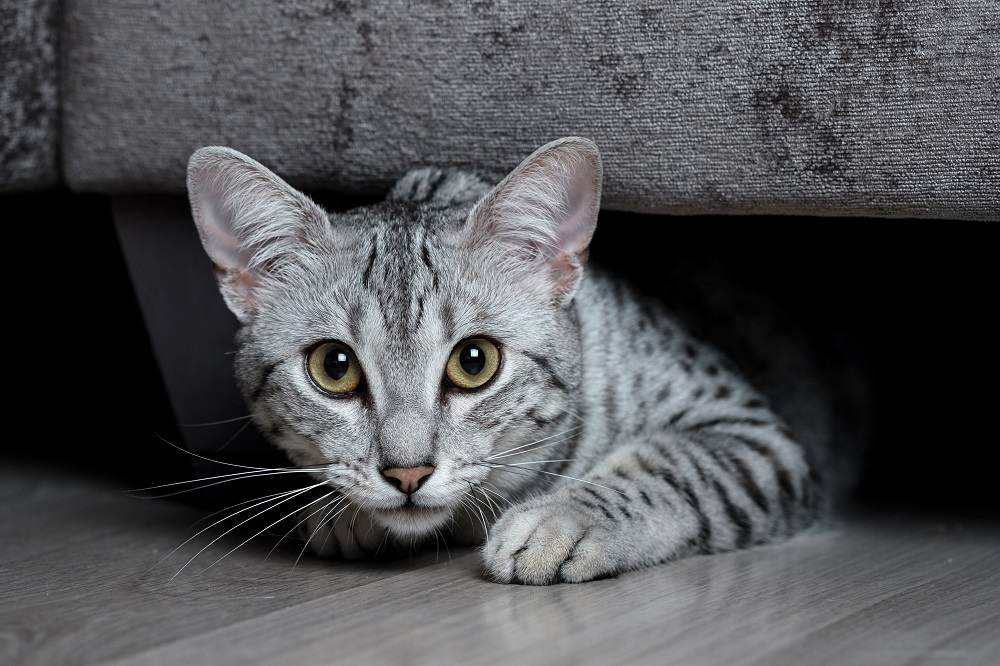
xmin=380 ymin=465 xmax=435 ymax=495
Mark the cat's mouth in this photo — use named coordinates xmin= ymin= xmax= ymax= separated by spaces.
xmin=375 ymin=505 xmax=448 ymax=519
xmin=370 ymin=504 xmax=452 ymax=536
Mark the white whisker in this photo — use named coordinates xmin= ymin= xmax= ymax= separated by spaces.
xmin=475 ymin=486 xmax=503 ymax=521
xmin=466 ymin=485 xmax=499 ymax=522
xmin=178 ymin=415 xmax=253 ymax=427
xmin=169 ymin=481 xmax=325 ymax=580
xmin=488 ymin=436 xmax=577 ymax=460
xmin=215 ymin=419 xmax=252 ymax=452
xmin=293 ymin=494 xmax=352 ymax=566
xmin=483 ymin=463 xmax=626 ymax=495
xmin=155 ymin=485 xmax=311 ymax=571
xmin=486 ymin=425 xmax=582 ymax=460
xmin=130 ymin=468 xmax=326 ymax=499
xmin=154 ymin=434 xmax=334 ymax=473
xmin=189 ymin=488 xmax=299 ymax=530
xmin=202 ymin=490 xmax=336 ymax=573
xmin=311 ymin=500 xmax=356 ymax=561
xmin=267 ymin=492 xmax=342 ymax=560
xmin=480 ymin=480 xmax=517 ymax=507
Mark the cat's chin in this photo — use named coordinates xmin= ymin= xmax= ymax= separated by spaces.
xmin=370 ymin=505 xmax=453 ymax=537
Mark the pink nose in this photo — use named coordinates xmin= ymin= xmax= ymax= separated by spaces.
xmin=380 ymin=466 xmax=435 ymax=495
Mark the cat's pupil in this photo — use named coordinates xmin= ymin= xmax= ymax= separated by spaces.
xmin=459 ymin=344 xmax=485 ymax=375
xmin=324 ymin=350 xmax=350 ymax=380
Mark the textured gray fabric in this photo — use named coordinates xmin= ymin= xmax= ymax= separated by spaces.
xmin=62 ymin=1 xmax=999 ymax=219
xmin=1 ymin=0 xmax=60 ymax=191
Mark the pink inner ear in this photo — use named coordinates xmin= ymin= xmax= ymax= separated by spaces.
xmin=559 ymin=167 xmax=598 ymax=255
xmin=201 ymin=192 xmax=251 ymax=271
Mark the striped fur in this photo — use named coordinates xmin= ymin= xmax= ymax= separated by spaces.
xmin=187 ymin=138 xmax=835 ymax=584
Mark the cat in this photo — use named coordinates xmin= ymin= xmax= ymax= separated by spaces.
xmin=186 ymin=137 xmax=852 ymax=584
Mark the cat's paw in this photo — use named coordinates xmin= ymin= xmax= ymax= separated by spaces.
xmin=482 ymin=501 xmax=612 ymax=584
xmin=298 ymin=506 xmax=389 ymax=560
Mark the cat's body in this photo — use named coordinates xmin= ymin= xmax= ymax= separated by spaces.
xmin=186 ymin=138 xmax=856 ymax=583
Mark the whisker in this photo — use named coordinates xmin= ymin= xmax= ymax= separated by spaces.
xmin=153 ymin=433 xmax=336 ymax=472
xmin=292 ymin=493 xmax=353 ymax=566
xmin=348 ymin=505 xmax=363 ymax=535
xmin=310 ymin=500 xmax=356 ymax=562
xmin=466 ymin=484 xmax=499 ymax=522
xmin=202 ymin=490 xmax=336 ymax=574
xmin=474 ymin=503 xmax=490 ymax=545
xmin=500 ymin=458 xmax=575 ymax=466
xmin=480 ymin=481 xmax=517 ymax=507
xmin=169 ymin=482 xmax=325 ymax=580
xmin=130 ymin=468 xmax=327 ymax=499
xmin=488 ymin=436 xmax=578 ymax=460
xmin=486 ymin=425 xmax=583 ymax=460
xmin=375 ymin=526 xmax=394 ymax=559
xmin=457 ymin=497 xmax=478 ymax=536
xmin=461 ymin=493 xmax=491 ymax=545
xmin=478 ymin=462 xmax=626 ymax=495
xmin=475 ymin=486 xmax=502 ymax=522
xmin=267 ymin=492 xmax=342 ymax=560
xmin=215 ymin=419 xmax=252 ymax=452
xmin=155 ymin=485 xmax=310 ymax=571
xmin=189 ymin=489 xmax=294 ymax=529
xmin=178 ymin=415 xmax=253 ymax=427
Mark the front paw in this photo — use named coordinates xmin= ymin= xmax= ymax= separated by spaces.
xmin=483 ymin=501 xmax=611 ymax=584
xmin=299 ymin=505 xmax=389 ymax=560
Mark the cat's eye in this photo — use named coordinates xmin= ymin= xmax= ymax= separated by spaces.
xmin=306 ymin=342 xmax=363 ymax=395
xmin=445 ymin=338 xmax=500 ymax=390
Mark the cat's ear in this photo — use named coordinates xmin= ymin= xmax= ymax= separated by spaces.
xmin=464 ymin=137 xmax=603 ymax=305
xmin=186 ymin=147 xmax=332 ymax=322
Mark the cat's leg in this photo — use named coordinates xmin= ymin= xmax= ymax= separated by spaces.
xmin=299 ymin=504 xmax=393 ymax=560
xmin=483 ymin=428 xmax=821 ymax=584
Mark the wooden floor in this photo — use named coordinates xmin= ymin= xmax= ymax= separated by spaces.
xmin=2 ymin=462 xmax=998 ymax=665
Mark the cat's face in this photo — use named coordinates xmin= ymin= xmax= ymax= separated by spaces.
xmin=187 ymin=138 xmax=602 ymax=538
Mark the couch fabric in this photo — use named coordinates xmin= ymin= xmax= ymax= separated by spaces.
xmin=1 ymin=0 xmax=60 ymax=191
xmin=60 ymin=1 xmax=999 ymax=219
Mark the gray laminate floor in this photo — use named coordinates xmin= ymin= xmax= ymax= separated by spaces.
xmin=1 ymin=461 xmax=998 ymax=665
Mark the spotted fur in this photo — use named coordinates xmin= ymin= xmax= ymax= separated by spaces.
xmin=186 ymin=138 xmax=840 ymax=584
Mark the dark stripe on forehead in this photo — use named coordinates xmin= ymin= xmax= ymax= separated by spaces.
xmin=440 ymin=300 xmax=456 ymax=340
xmin=348 ymin=301 xmax=363 ymax=341
xmin=421 ymin=232 xmax=440 ymax=291
xmin=413 ymin=294 xmax=426 ymax=330
xmin=361 ymin=240 xmax=377 ymax=290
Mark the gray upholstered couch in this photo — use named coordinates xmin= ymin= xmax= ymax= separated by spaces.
xmin=5 ymin=0 xmax=998 ymax=218
xmin=3 ymin=0 xmax=997 ymax=450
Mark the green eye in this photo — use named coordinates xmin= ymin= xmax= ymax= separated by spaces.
xmin=445 ymin=338 xmax=500 ymax=389
xmin=307 ymin=342 xmax=362 ymax=395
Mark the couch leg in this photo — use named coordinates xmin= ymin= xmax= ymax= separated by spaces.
xmin=112 ymin=195 xmax=266 ymax=457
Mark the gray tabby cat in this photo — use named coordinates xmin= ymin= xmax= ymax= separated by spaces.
xmin=186 ymin=137 xmax=832 ymax=584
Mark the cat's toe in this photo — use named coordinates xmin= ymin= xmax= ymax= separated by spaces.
xmin=552 ymin=528 xmax=611 ymax=583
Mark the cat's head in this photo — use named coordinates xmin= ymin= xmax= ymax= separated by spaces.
xmin=186 ymin=138 xmax=602 ymax=538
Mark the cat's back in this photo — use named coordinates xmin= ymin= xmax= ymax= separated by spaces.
xmin=575 ymin=265 xmax=868 ymax=500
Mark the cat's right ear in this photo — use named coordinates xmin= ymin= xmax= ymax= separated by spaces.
xmin=462 ymin=137 xmax=602 ymax=306
xmin=186 ymin=147 xmax=332 ymax=323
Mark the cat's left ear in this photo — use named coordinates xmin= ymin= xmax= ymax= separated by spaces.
xmin=464 ymin=137 xmax=603 ymax=305
xmin=186 ymin=147 xmax=335 ymax=322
